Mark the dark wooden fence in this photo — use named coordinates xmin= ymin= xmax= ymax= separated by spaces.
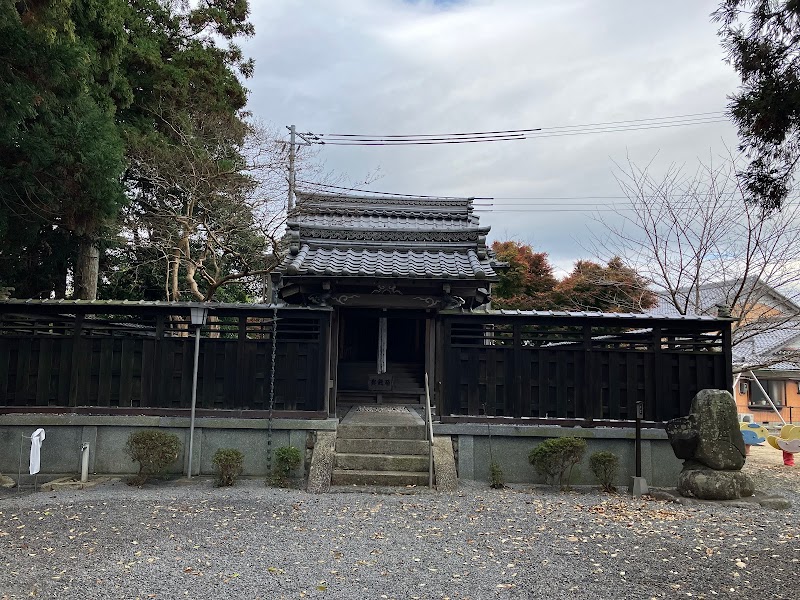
xmin=0 ymin=302 xmax=331 ymax=418
xmin=441 ymin=313 xmax=733 ymax=426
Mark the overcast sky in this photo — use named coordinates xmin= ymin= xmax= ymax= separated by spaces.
xmin=241 ymin=0 xmax=739 ymax=276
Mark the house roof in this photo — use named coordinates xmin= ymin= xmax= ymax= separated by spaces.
xmin=651 ymin=276 xmax=800 ymax=317
xmin=277 ymin=191 xmax=497 ymax=282
xmin=732 ymin=320 xmax=800 ymax=371
xmin=649 ymin=277 xmax=800 ymax=371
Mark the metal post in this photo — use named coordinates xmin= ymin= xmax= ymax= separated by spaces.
xmin=187 ymin=325 xmax=201 ymax=478
xmin=287 ymin=124 xmax=296 ymax=211
xmin=635 ymin=400 xmax=643 ymax=478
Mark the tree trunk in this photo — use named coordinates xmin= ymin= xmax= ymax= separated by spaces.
xmin=54 ymin=259 xmax=68 ymax=299
xmin=74 ymin=238 xmax=99 ymax=300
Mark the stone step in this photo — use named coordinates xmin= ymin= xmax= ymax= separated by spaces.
xmin=336 ymin=438 xmax=430 ymax=456
xmin=331 ymin=469 xmax=430 ymax=487
xmin=335 ymin=452 xmax=429 ymax=472
xmin=337 ymin=424 xmax=426 ymax=440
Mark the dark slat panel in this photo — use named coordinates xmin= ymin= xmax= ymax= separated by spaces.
xmin=97 ymin=338 xmax=113 ymax=406
xmin=35 ymin=338 xmax=53 ymax=406
xmin=119 ymin=339 xmax=135 ymax=407
xmin=15 ymin=339 xmax=32 ymax=406
xmin=140 ymin=339 xmax=155 ymax=408
xmin=56 ymin=339 xmax=72 ymax=407
xmin=0 ymin=339 xmax=11 ymax=403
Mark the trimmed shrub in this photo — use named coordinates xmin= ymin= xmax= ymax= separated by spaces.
xmin=528 ymin=437 xmax=587 ymax=490
xmin=212 ymin=448 xmax=245 ymax=487
xmin=125 ymin=430 xmax=181 ymax=485
xmin=589 ymin=451 xmax=619 ymax=492
xmin=489 ymin=461 xmax=505 ymax=489
xmin=271 ymin=446 xmax=302 ymax=486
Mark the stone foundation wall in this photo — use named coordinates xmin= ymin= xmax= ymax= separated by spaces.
xmin=0 ymin=414 xmax=337 ymax=479
xmin=434 ymin=423 xmax=681 ymax=488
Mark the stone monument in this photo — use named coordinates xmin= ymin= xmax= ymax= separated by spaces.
xmin=666 ymin=389 xmax=755 ymax=500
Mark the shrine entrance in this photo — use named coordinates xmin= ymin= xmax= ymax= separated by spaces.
xmin=336 ymin=309 xmax=427 ymax=404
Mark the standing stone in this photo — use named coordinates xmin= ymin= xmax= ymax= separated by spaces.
xmin=690 ymin=389 xmax=746 ymax=470
xmin=666 ymin=389 xmax=753 ymax=501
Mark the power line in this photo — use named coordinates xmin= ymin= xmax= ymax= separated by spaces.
xmin=322 ymin=111 xmax=725 ymax=138
xmin=298 ymin=180 xmax=754 ymax=203
xmin=297 ymin=179 xmax=800 ymax=214
xmin=319 ymin=120 xmax=728 ymax=145
xmin=309 ymin=113 xmax=728 ymax=146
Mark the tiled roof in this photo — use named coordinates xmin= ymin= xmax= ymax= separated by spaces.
xmin=648 ymin=279 xmax=800 ymax=370
xmin=732 ymin=320 xmax=800 ymax=369
xmin=282 ymin=245 xmax=496 ymax=280
xmin=279 ymin=191 xmax=494 ymax=284
xmin=290 ymin=214 xmax=480 ymax=230
xmin=650 ymin=277 xmax=800 ymax=317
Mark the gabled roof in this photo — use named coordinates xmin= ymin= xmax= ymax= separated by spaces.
xmin=277 ymin=191 xmax=497 ymax=282
xmin=649 ymin=277 xmax=800 ymax=372
xmin=733 ymin=319 xmax=800 ymax=371
xmin=651 ymin=276 xmax=800 ymax=317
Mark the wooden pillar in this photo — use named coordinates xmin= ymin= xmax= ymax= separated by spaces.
xmin=513 ymin=322 xmax=523 ymax=418
xmin=722 ymin=323 xmax=733 ymax=394
xmin=235 ymin=316 xmax=247 ymax=410
xmin=149 ymin=314 xmax=165 ymax=408
xmin=582 ymin=324 xmax=593 ymax=423
xmin=377 ymin=316 xmax=387 ymax=374
xmin=652 ymin=327 xmax=663 ymax=421
xmin=327 ymin=311 xmax=337 ymax=416
xmin=68 ymin=313 xmax=84 ymax=407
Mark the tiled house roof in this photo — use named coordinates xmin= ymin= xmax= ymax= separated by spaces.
xmin=733 ymin=320 xmax=800 ymax=371
xmin=277 ymin=191 xmax=498 ymax=281
xmin=652 ymin=277 xmax=800 ymax=317
xmin=650 ymin=278 xmax=800 ymax=372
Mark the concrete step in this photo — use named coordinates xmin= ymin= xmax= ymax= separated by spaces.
xmin=335 ymin=452 xmax=429 ymax=472
xmin=331 ymin=469 xmax=430 ymax=487
xmin=336 ymin=438 xmax=430 ymax=456
xmin=337 ymin=424 xmax=426 ymax=440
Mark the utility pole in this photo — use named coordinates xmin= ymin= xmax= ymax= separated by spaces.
xmin=287 ymin=124 xmax=296 ymax=211
xmin=286 ymin=125 xmax=315 ymax=213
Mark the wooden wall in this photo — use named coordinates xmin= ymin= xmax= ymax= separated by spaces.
xmin=0 ymin=307 xmax=330 ymax=416
xmin=441 ymin=315 xmax=732 ymax=425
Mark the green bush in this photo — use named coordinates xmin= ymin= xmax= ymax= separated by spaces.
xmin=528 ymin=437 xmax=587 ymax=490
xmin=125 ymin=430 xmax=181 ymax=485
xmin=212 ymin=448 xmax=245 ymax=487
xmin=489 ymin=461 xmax=505 ymax=489
xmin=589 ymin=451 xmax=619 ymax=492
xmin=271 ymin=446 xmax=302 ymax=486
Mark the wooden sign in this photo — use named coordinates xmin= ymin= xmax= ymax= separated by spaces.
xmin=368 ymin=374 xmax=393 ymax=391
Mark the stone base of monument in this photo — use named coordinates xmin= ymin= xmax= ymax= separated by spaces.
xmin=677 ymin=467 xmax=755 ymax=500
xmin=629 ymin=476 xmax=649 ymax=497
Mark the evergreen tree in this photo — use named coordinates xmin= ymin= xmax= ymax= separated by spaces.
xmin=0 ymin=0 xmax=127 ymax=298
xmin=0 ymin=0 xmax=256 ymax=299
xmin=715 ymin=1 xmax=800 ymax=212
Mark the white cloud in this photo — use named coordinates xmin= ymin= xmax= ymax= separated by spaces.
xmin=241 ymin=0 xmax=740 ymax=271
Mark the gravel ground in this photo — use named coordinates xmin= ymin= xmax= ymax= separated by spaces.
xmin=1 ymin=473 xmax=798 ymax=600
